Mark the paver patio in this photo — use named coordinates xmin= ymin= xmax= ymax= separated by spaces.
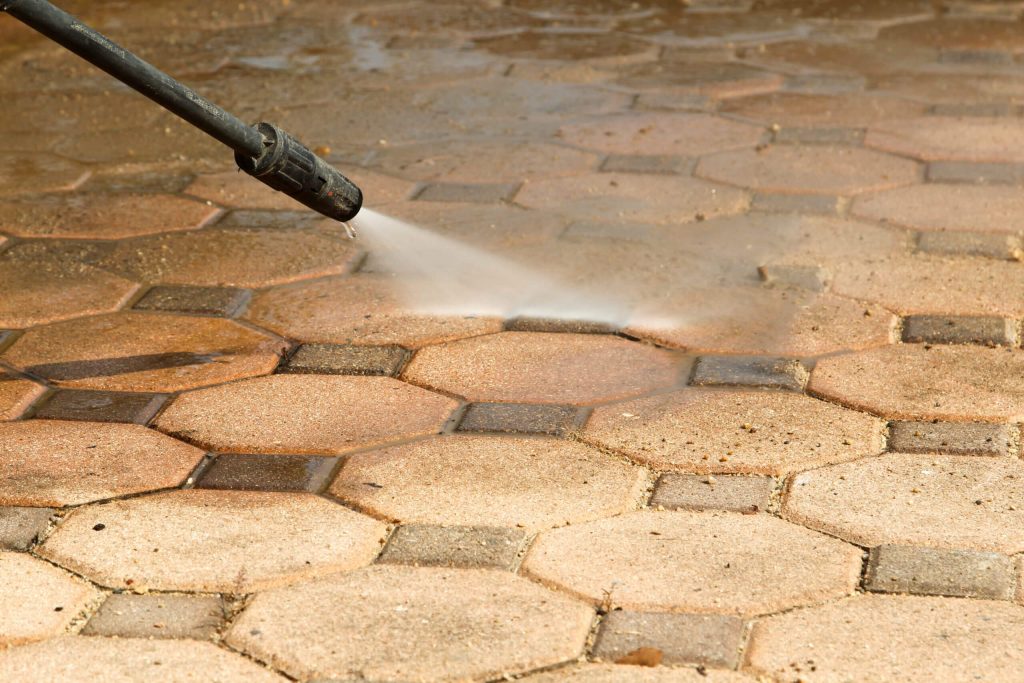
xmin=4 ymin=1 xmax=1024 ymax=681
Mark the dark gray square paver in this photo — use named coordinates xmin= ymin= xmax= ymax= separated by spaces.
xmin=865 ymin=545 xmax=1014 ymax=600
xmin=651 ymin=473 xmax=773 ymax=513
xmin=901 ymin=315 xmax=1015 ymax=346
xmin=33 ymin=390 xmax=167 ymax=424
xmin=377 ymin=525 xmax=528 ymax=569
xmin=600 ymin=154 xmax=694 ymax=174
xmin=457 ymin=403 xmax=580 ymax=436
xmin=0 ymin=507 xmax=53 ymax=551
xmin=196 ymin=454 xmax=338 ymax=492
xmin=81 ymin=593 xmax=224 ymax=639
xmin=593 ymin=611 xmax=745 ymax=668
xmin=751 ymin=193 xmax=841 ymax=215
xmin=916 ymin=231 xmax=1022 ymax=260
xmin=692 ymin=355 xmax=808 ymax=390
xmin=415 ymin=183 xmax=518 ymax=203
xmin=888 ymin=421 xmax=1014 ymax=456
xmin=280 ymin=344 xmax=409 ymax=376
xmin=133 ymin=285 xmax=250 ymax=316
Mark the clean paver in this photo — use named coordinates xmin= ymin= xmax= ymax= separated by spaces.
xmin=0 ymin=420 xmax=203 ymax=507
xmin=887 ymin=421 xmax=1015 ymax=456
xmin=331 ymin=435 xmax=646 ymax=531
xmin=39 ymin=489 xmax=387 ymax=592
xmin=865 ymin=545 xmax=1015 ymax=600
xmin=593 ymin=611 xmax=745 ymax=668
xmin=523 ymin=510 xmax=861 ymax=615
xmin=0 ymin=312 xmax=285 ymax=393
xmin=81 ymin=593 xmax=224 ymax=639
xmin=155 ymin=374 xmax=457 ymax=454
xmin=227 ymin=566 xmax=593 ymax=682
xmin=377 ymin=524 xmax=528 ymax=569
xmin=852 ymin=184 xmax=1024 ymax=234
xmin=866 ymin=116 xmax=1024 ymax=162
xmin=404 ymin=332 xmax=683 ymax=404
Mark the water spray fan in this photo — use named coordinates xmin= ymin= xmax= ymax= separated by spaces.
xmin=1 ymin=0 xmax=363 ymax=226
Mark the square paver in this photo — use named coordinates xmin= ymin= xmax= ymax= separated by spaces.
xmin=901 ymin=315 xmax=1015 ymax=346
xmin=377 ymin=525 xmax=528 ymax=569
xmin=132 ymin=285 xmax=250 ymax=316
xmin=651 ymin=473 xmax=773 ymax=513
xmin=592 ymin=611 xmax=745 ymax=668
xmin=751 ymin=193 xmax=842 ymax=214
xmin=33 ymin=390 xmax=167 ymax=424
xmin=774 ymin=127 xmax=865 ymax=145
xmin=280 ymin=344 xmax=409 ymax=376
xmin=196 ymin=454 xmax=338 ymax=492
xmin=888 ymin=421 xmax=1014 ymax=456
xmin=758 ymin=263 xmax=831 ymax=291
xmin=415 ymin=183 xmax=519 ymax=203
xmin=926 ymin=161 xmax=1024 ymax=185
xmin=916 ymin=231 xmax=1023 ymax=260
xmin=81 ymin=593 xmax=224 ymax=639
xmin=0 ymin=506 xmax=54 ymax=551
xmin=865 ymin=545 xmax=1014 ymax=600
xmin=505 ymin=317 xmax=619 ymax=334
xmin=600 ymin=155 xmax=695 ymax=175
xmin=561 ymin=222 xmax=657 ymax=241
xmin=691 ymin=355 xmax=808 ymax=390
xmin=216 ymin=210 xmax=324 ymax=230
xmin=456 ymin=403 xmax=581 ymax=436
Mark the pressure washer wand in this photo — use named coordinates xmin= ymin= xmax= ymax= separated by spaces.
xmin=1 ymin=0 xmax=363 ymax=225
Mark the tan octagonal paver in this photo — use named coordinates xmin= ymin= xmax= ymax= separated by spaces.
xmin=523 ymin=664 xmax=757 ymax=682
xmin=747 ymin=595 xmax=1024 ymax=683
xmin=39 ymin=489 xmax=387 ymax=592
xmin=227 ymin=565 xmax=593 ymax=682
xmin=852 ymin=184 xmax=1024 ymax=234
xmin=245 ymin=275 xmax=503 ymax=348
xmin=0 ymin=553 xmax=100 ymax=646
xmin=155 ymin=374 xmax=457 ymax=454
xmin=0 ymin=638 xmax=286 ymax=682
xmin=0 ymin=153 xmax=91 ymax=197
xmin=626 ymin=289 xmax=897 ymax=357
xmin=879 ymin=18 xmax=1024 ymax=54
xmin=583 ymin=389 xmax=885 ymax=476
xmin=0 ymin=261 xmax=138 ymax=328
xmin=696 ymin=145 xmax=920 ymax=196
xmin=95 ymin=228 xmax=361 ymax=288
xmin=0 ymin=420 xmax=204 ymax=507
xmin=523 ymin=510 xmax=861 ymax=616
xmin=786 ymin=454 xmax=1024 ymax=553
xmin=515 ymin=173 xmax=750 ymax=225
xmin=810 ymin=345 xmax=1024 ymax=421
xmin=403 ymin=332 xmax=683 ymax=405
xmin=1 ymin=312 xmax=285 ymax=393
xmin=866 ymin=117 xmax=1024 ymax=163
xmin=331 ymin=435 xmax=647 ymax=531
xmin=830 ymin=255 xmax=1024 ymax=317
xmin=0 ymin=193 xmax=219 ymax=239
xmin=0 ymin=371 xmax=44 ymax=420
xmin=558 ymin=113 xmax=764 ymax=156
xmin=370 ymin=140 xmax=600 ymax=183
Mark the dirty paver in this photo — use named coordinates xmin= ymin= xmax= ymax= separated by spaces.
xmin=5 ymin=1 xmax=1024 ymax=680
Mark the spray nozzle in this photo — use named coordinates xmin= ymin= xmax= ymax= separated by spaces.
xmin=235 ymin=122 xmax=363 ymax=225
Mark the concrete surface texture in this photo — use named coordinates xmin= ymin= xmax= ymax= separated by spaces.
xmin=2 ymin=0 xmax=1024 ymax=681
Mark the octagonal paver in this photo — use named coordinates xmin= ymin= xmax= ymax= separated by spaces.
xmin=0 ymin=420 xmax=204 ymax=507
xmin=1 ymin=312 xmax=285 ymax=393
xmin=39 ymin=489 xmax=387 ymax=592
xmin=403 ymin=332 xmax=683 ymax=405
xmin=331 ymin=435 xmax=646 ymax=531
xmin=245 ymin=275 xmax=503 ymax=348
xmin=0 ymin=193 xmax=219 ymax=239
xmin=866 ymin=117 xmax=1024 ymax=163
xmin=583 ymin=389 xmax=884 ymax=476
xmin=515 ymin=173 xmax=750 ymax=225
xmin=0 ymin=153 xmax=90 ymax=197
xmin=830 ymin=255 xmax=1024 ymax=316
xmin=155 ymin=374 xmax=457 ymax=454
xmin=721 ymin=92 xmax=927 ymax=128
xmin=524 ymin=665 xmax=756 ymax=682
xmin=747 ymin=595 xmax=1024 ymax=683
xmin=371 ymin=140 xmax=600 ymax=183
xmin=0 ymin=553 xmax=100 ymax=646
xmin=0 ymin=371 xmax=44 ymax=420
xmin=227 ymin=565 xmax=593 ymax=682
xmin=852 ymin=184 xmax=1024 ymax=234
xmin=786 ymin=454 xmax=1024 ymax=553
xmin=810 ymin=345 xmax=1024 ymax=421
xmin=523 ymin=511 xmax=861 ymax=616
xmin=626 ymin=289 xmax=897 ymax=357
xmin=696 ymin=146 xmax=920 ymax=196
xmin=0 ymin=261 xmax=139 ymax=328
xmin=558 ymin=113 xmax=764 ymax=157
xmin=879 ymin=18 xmax=1024 ymax=54
xmin=95 ymin=228 xmax=361 ymax=288
xmin=0 ymin=637 xmax=286 ymax=682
